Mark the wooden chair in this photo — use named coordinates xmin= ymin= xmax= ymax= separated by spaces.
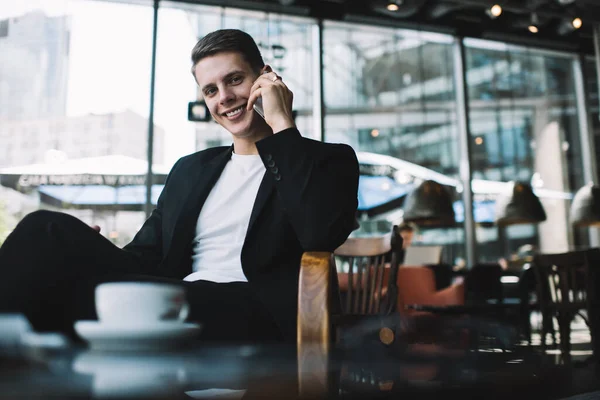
xmin=532 ymin=249 xmax=599 ymax=363
xmin=335 ymin=231 xmax=402 ymax=316
xmin=464 ymin=263 xmax=504 ymax=305
xmin=297 ymin=227 xmax=403 ymax=397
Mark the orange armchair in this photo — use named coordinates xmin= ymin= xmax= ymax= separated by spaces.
xmin=396 ymin=266 xmax=465 ymax=316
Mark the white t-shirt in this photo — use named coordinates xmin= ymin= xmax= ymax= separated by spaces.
xmin=183 ymin=153 xmax=265 ymax=283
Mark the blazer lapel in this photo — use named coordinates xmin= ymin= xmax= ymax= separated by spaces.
xmin=164 ymin=146 xmax=233 ymax=275
xmin=246 ymin=170 xmax=275 ymax=236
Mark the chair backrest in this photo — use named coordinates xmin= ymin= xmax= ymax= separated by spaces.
xmin=533 ymin=250 xmax=594 ymax=313
xmin=532 ymin=249 xmax=600 ymax=360
xmin=464 ymin=262 xmax=504 ymax=304
xmin=333 ymin=228 xmax=402 ymax=315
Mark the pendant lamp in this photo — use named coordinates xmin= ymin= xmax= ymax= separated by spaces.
xmin=494 ymin=181 xmax=546 ymax=226
xmin=570 ymin=183 xmax=600 ymax=227
xmin=402 ymin=179 xmax=455 ymax=226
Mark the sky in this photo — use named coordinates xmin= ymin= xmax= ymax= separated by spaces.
xmin=0 ymin=0 xmax=199 ymax=167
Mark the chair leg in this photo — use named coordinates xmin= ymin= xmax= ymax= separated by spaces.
xmin=541 ymin=312 xmax=557 ymax=348
xmin=558 ymin=314 xmax=572 ymax=364
xmin=523 ymin=311 xmax=532 ymax=345
xmin=518 ymin=293 xmax=533 ymax=345
xmin=550 ymin=317 xmax=557 ymax=347
xmin=540 ymin=313 xmax=549 ymax=349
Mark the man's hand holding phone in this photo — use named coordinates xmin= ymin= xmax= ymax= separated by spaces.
xmin=247 ymin=69 xmax=295 ymax=134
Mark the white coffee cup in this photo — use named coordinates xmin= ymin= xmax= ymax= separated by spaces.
xmin=95 ymin=282 xmax=189 ymax=326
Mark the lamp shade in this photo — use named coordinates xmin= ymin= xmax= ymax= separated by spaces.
xmin=494 ymin=181 xmax=546 ymax=226
xmin=570 ymin=183 xmax=600 ymax=227
xmin=402 ymin=179 xmax=455 ymax=226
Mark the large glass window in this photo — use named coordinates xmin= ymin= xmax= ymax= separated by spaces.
xmin=0 ymin=1 xmax=595 ymax=266
xmin=323 ymin=22 xmax=463 ymax=265
xmin=465 ymin=39 xmax=583 ymax=262
xmin=0 ymin=0 xmax=155 ymax=246
xmin=323 ymin=22 xmax=458 ymax=174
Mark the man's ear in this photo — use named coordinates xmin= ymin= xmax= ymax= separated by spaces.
xmin=259 ymin=65 xmax=273 ymax=75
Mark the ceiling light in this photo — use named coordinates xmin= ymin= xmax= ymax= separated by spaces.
xmin=528 ymin=13 xmax=539 ymax=33
xmin=557 ymin=17 xmax=581 ymax=35
xmin=386 ymin=2 xmax=399 ymax=11
xmin=488 ymin=4 xmax=502 ymax=18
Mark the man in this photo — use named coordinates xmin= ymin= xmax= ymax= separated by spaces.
xmin=397 ymin=222 xmax=416 ymax=250
xmin=0 ymin=29 xmax=359 ymax=343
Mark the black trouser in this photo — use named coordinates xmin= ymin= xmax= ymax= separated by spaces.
xmin=0 ymin=210 xmax=282 ymax=342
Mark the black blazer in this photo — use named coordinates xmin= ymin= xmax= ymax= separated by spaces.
xmin=123 ymin=128 xmax=359 ymax=340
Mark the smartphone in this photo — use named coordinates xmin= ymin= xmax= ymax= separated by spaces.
xmin=253 ymin=70 xmax=269 ymax=119
xmin=253 ymin=97 xmax=265 ymax=119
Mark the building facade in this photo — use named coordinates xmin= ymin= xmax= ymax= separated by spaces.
xmin=0 ymin=10 xmax=70 ymax=120
xmin=0 ymin=109 xmax=164 ymax=167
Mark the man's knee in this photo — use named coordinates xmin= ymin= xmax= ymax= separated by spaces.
xmin=18 ymin=210 xmax=79 ymax=231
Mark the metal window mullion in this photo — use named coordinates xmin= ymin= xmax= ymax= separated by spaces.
xmin=574 ymin=53 xmax=599 ymax=247
xmin=312 ymin=20 xmax=325 ymax=142
xmin=595 ymin=25 xmax=600 ymax=110
xmin=145 ymin=0 xmax=159 ymax=218
xmin=574 ymin=55 xmax=598 ymax=185
xmin=452 ymin=36 xmax=477 ymax=267
xmin=593 ymin=25 xmax=600 ymax=248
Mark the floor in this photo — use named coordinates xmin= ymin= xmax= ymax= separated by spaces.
xmin=520 ymin=313 xmax=599 ymax=400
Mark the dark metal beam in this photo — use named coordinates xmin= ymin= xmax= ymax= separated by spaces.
xmin=145 ymin=0 xmax=159 ymax=218
xmin=595 ymin=25 xmax=600 ymax=105
xmin=312 ymin=20 xmax=325 ymax=142
xmin=453 ymin=37 xmax=477 ymax=267
xmin=574 ymin=52 xmax=599 ymax=247
xmin=163 ymin=0 xmax=311 ymax=16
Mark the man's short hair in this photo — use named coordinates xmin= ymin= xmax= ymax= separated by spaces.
xmin=398 ymin=222 xmax=416 ymax=232
xmin=190 ymin=29 xmax=265 ymax=76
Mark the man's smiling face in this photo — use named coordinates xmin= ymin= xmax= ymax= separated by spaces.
xmin=194 ymin=51 xmax=267 ymax=139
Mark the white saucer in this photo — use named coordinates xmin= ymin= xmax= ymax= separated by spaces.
xmin=74 ymin=320 xmax=202 ymax=351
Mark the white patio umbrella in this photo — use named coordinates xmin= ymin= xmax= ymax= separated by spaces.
xmin=0 ymin=155 xmax=172 ymax=211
